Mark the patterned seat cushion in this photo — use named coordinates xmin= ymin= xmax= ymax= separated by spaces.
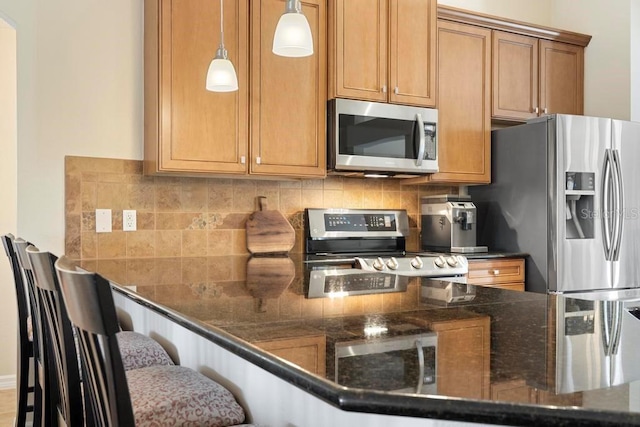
xmin=126 ymin=365 xmax=246 ymax=427
xmin=116 ymin=331 xmax=174 ymax=371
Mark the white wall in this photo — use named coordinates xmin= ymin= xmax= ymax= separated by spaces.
xmin=437 ymin=0 xmax=553 ymax=27
xmin=631 ymin=1 xmax=640 ymax=121
xmin=0 ymin=0 xmax=143 ymax=378
xmin=0 ymin=16 xmax=18 ymax=382
xmin=31 ymin=0 xmax=144 ymax=254
xmin=551 ymin=0 xmax=631 ymax=120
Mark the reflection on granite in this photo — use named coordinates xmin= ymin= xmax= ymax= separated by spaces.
xmin=88 ymin=256 xmax=640 ymax=422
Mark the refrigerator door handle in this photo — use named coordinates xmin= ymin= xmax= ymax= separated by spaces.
xmin=602 ymin=149 xmax=614 ymax=261
xmin=611 ymin=149 xmax=624 ymax=261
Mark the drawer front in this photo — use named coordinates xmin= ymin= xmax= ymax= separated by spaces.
xmin=467 ymin=258 xmax=525 ymax=285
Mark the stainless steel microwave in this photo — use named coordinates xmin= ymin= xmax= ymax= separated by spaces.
xmin=328 ymin=98 xmax=438 ymax=178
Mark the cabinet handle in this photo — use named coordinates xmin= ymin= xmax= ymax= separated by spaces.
xmin=382 ymin=85 xmax=387 ymax=93
xmin=240 ymin=156 xmax=246 ymax=164
xmin=256 ymin=157 xmax=261 ymax=165
xmin=492 ymin=269 xmax=500 ymax=275
xmin=394 ymin=86 xmax=399 ymax=95
xmin=544 ymin=107 xmax=548 ymax=114
xmin=534 ymin=107 xmax=539 ymax=114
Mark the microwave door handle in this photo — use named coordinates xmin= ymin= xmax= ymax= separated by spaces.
xmin=415 ymin=113 xmax=425 ymax=166
xmin=415 ymin=339 xmax=425 ymax=394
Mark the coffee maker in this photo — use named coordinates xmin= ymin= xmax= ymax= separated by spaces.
xmin=421 ymin=195 xmax=487 ymax=253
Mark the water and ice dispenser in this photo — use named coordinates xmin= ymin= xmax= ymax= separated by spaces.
xmin=565 ymin=172 xmax=595 ymax=239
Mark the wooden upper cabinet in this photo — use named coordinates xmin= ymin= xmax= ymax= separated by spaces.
xmin=493 ymin=32 xmax=584 ymax=121
xmin=415 ymin=20 xmax=491 ymax=184
xmin=329 ymin=0 xmax=387 ymax=102
xmin=145 ymin=0 xmax=325 ymax=179
xmin=250 ymin=0 xmax=327 ymax=178
xmin=492 ymin=31 xmax=539 ymax=121
xmin=144 ymin=0 xmax=249 ymax=176
xmin=539 ymin=40 xmax=584 ymax=116
xmin=388 ymin=0 xmax=437 ymax=106
xmin=329 ymin=0 xmax=436 ymax=107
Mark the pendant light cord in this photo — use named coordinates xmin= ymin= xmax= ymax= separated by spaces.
xmin=219 ymin=0 xmax=225 ymax=48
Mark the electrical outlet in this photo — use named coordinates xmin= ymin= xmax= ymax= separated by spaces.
xmin=123 ymin=210 xmax=137 ymax=231
xmin=96 ymin=209 xmax=112 ymax=233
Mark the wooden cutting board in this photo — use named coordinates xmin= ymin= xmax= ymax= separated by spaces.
xmin=246 ymin=196 xmax=295 ymax=254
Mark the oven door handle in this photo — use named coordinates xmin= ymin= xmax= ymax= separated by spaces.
xmin=415 ymin=339 xmax=425 ymax=394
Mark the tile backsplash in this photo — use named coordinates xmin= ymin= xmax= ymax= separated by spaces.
xmin=65 ymin=156 xmax=455 ymax=260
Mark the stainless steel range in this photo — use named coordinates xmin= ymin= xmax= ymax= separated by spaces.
xmin=304 ymin=208 xmax=468 ymax=298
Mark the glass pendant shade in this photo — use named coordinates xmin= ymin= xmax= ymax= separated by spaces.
xmin=272 ymin=0 xmax=313 ymax=57
xmin=206 ymin=49 xmax=238 ymax=92
xmin=206 ymin=0 xmax=239 ymax=92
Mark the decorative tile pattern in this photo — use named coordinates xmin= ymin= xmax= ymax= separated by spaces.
xmin=65 ymin=156 xmax=457 ymax=261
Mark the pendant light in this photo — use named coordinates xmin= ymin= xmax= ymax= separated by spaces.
xmin=272 ymin=0 xmax=313 ymax=57
xmin=206 ymin=0 xmax=238 ymax=92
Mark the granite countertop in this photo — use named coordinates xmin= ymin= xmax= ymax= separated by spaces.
xmin=87 ymin=255 xmax=640 ymax=426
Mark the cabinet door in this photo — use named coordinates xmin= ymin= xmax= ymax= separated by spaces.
xmin=492 ymin=31 xmax=538 ymax=121
xmin=432 ymin=316 xmax=491 ymax=400
xmin=329 ymin=0 xmax=387 ymax=101
xmin=388 ymin=0 xmax=436 ymax=107
xmin=539 ymin=40 xmax=584 ymax=115
xmin=251 ymin=0 xmax=326 ymax=178
xmin=429 ymin=20 xmax=491 ymax=184
xmin=144 ymin=0 xmax=249 ymax=175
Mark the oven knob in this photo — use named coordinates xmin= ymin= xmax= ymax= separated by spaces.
xmin=386 ymin=257 xmax=399 ymax=270
xmin=372 ymin=257 xmax=386 ymax=271
xmin=446 ymin=256 xmax=459 ymax=267
xmin=410 ymin=256 xmax=423 ymax=269
xmin=434 ymin=256 xmax=446 ymax=268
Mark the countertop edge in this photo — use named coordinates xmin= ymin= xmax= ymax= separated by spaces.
xmin=110 ymin=283 xmax=638 ymax=427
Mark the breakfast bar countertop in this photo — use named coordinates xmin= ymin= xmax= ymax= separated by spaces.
xmin=84 ymin=255 xmax=640 ymax=427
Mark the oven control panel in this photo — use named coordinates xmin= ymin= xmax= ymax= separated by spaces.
xmin=306 ymin=208 xmax=409 ymax=239
xmin=324 ymin=213 xmax=396 ymax=232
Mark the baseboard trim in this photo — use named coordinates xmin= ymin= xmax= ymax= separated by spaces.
xmin=0 ymin=374 xmax=16 ymax=389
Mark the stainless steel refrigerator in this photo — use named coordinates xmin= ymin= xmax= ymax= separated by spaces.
xmin=469 ymin=114 xmax=640 ymax=294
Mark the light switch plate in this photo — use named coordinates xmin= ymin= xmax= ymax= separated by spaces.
xmin=96 ymin=209 xmax=112 ymax=233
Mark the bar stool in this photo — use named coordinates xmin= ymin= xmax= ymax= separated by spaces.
xmin=55 ymin=255 xmax=253 ymax=426
xmin=26 ymin=246 xmax=85 ymax=426
xmin=1 ymin=234 xmax=36 ymax=427
xmin=22 ymin=244 xmax=179 ymax=426
xmin=12 ymin=238 xmax=55 ymax=427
